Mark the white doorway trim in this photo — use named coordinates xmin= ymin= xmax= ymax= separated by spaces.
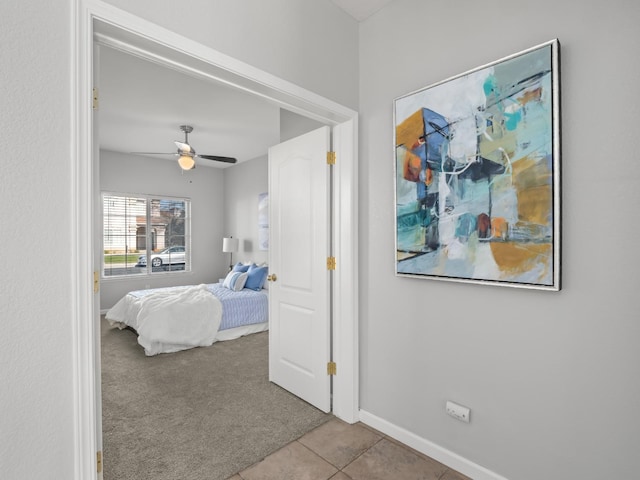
xmin=72 ymin=2 xmax=359 ymax=479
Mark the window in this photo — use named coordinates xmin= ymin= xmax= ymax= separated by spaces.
xmin=102 ymin=193 xmax=191 ymax=277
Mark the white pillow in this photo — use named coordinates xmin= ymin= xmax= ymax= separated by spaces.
xmin=223 ymin=271 xmax=248 ymax=291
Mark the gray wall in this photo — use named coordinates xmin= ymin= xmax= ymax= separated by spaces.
xmin=0 ymin=1 xmax=358 ymax=478
xmin=280 ymin=109 xmax=325 ymax=143
xmin=359 ymin=1 xmax=640 ymax=479
xmin=222 ymin=155 xmax=269 ymax=269
xmin=99 ymin=150 xmax=226 ymax=309
xmin=1 ymin=2 xmax=75 ymax=478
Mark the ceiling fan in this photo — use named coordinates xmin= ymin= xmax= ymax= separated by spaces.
xmin=134 ymin=125 xmax=237 ymax=170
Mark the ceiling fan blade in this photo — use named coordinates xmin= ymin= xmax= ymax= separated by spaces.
xmin=198 ymin=154 xmax=237 ymax=164
xmin=174 ymin=141 xmax=192 ymax=153
xmin=132 ymin=127 xmax=235 ymax=166
xmin=131 ymin=152 xmax=178 ymax=156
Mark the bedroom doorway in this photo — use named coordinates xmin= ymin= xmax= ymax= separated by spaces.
xmin=73 ymin=5 xmax=359 ymax=479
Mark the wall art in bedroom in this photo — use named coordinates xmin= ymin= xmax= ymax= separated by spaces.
xmin=258 ymin=192 xmax=269 ymax=251
xmin=394 ymin=39 xmax=561 ymax=290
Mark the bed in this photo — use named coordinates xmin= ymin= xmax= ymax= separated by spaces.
xmin=105 ymin=281 xmax=269 ymax=356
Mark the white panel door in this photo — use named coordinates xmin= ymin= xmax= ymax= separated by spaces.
xmin=268 ymin=126 xmax=331 ymax=412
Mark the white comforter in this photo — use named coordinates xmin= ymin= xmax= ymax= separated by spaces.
xmin=107 ymin=284 xmax=222 ymax=356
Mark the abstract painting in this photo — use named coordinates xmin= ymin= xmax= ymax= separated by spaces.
xmin=394 ymin=40 xmax=561 ymax=290
xmin=258 ymin=192 xmax=269 ymax=251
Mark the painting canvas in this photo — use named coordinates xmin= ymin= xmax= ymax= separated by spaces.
xmin=258 ymin=192 xmax=269 ymax=251
xmin=394 ymin=40 xmax=561 ymax=290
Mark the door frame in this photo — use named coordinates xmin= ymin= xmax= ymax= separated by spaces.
xmin=71 ymin=2 xmax=359 ymax=479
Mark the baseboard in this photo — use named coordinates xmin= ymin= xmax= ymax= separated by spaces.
xmin=358 ymin=410 xmax=509 ymax=480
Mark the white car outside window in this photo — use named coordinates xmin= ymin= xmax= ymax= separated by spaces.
xmin=137 ymin=246 xmax=186 ymax=268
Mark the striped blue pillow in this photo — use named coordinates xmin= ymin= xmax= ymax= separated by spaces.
xmin=223 ymin=271 xmax=248 ymax=291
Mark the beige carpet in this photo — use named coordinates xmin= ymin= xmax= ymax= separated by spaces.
xmin=101 ymin=317 xmax=331 ymax=480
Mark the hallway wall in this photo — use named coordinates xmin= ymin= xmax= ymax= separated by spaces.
xmin=358 ymin=1 xmax=640 ymax=479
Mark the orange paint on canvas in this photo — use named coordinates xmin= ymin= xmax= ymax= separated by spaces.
xmin=517 ymin=185 xmax=552 ymax=225
xmin=518 ymin=87 xmax=542 ymax=105
xmin=490 ymin=242 xmax=552 ymax=276
xmin=396 ymin=110 xmax=425 ymax=148
xmin=425 ymin=166 xmax=433 ymax=186
xmin=511 ymin=155 xmax=552 ymax=226
xmin=491 ymin=217 xmax=508 ymax=240
xmin=512 ymin=155 xmax=551 ymax=190
xmin=403 ymin=151 xmax=422 ymax=182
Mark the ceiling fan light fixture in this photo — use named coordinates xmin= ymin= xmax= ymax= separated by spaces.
xmin=178 ymin=154 xmax=195 ymax=170
xmin=175 ymin=141 xmax=192 ymax=153
xmin=133 ymin=125 xmax=237 ymax=167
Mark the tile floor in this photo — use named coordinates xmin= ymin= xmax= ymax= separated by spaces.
xmin=227 ymin=418 xmax=471 ymax=480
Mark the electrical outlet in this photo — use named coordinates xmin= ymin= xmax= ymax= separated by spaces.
xmin=446 ymin=401 xmax=470 ymax=423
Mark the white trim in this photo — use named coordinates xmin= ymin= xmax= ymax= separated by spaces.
xmin=72 ymin=2 xmax=99 ymax=479
xmin=359 ymin=410 xmax=509 ymax=480
xmin=331 ymin=119 xmax=359 ymax=423
xmin=73 ymin=2 xmax=360 ymax=478
xmin=90 ymin=5 xmax=353 ymax=127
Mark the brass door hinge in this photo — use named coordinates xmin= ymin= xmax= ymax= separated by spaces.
xmin=327 ymin=361 xmax=337 ymax=376
xmin=326 ymin=257 xmax=336 ymax=270
xmin=93 ymin=271 xmax=100 ymax=293
xmin=326 ymin=151 xmax=336 ymax=165
xmin=97 ymin=451 xmax=103 ymax=473
xmin=92 ymin=87 xmax=99 ymax=110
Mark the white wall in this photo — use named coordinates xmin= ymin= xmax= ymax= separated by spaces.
xmin=0 ymin=1 xmax=359 ymax=478
xmin=0 ymin=2 xmax=76 ymax=480
xmin=222 ymin=155 xmax=269 ymax=270
xmin=359 ymin=1 xmax=640 ymax=479
xmin=280 ymin=109 xmax=325 ymax=143
xmin=99 ymin=151 xmax=226 ymax=309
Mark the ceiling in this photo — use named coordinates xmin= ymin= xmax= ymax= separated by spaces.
xmin=98 ymin=46 xmax=281 ymax=168
xmin=332 ymin=0 xmax=395 ymax=21
xmin=99 ymin=1 xmax=394 ymax=169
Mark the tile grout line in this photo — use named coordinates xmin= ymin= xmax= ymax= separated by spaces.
xmin=231 ymin=422 xmax=466 ymax=480
xmin=337 ymin=436 xmax=386 ymax=474
xmin=295 ymin=431 xmax=386 ymax=475
xmin=230 ymin=418 xmax=336 ymax=480
xmin=294 ymin=439 xmax=341 ymax=474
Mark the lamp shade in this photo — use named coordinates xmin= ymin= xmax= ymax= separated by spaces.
xmin=178 ymin=154 xmax=195 ymax=170
xmin=222 ymin=237 xmax=239 ymax=253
